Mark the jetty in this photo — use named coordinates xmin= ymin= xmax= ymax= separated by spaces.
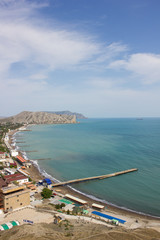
xmin=52 ymin=168 xmax=138 ymax=187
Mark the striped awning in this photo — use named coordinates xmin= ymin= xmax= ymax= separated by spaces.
xmin=0 ymin=221 xmax=19 ymax=231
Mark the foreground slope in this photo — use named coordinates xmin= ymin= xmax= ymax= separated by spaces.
xmin=0 ymin=222 xmax=160 ymax=240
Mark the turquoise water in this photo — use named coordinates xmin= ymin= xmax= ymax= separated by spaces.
xmin=16 ymin=118 xmax=160 ymax=217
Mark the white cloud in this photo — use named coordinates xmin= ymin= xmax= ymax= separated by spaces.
xmin=0 ymin=22 xmax=100 ymax=75
xmin=0 ymin=0 xmax=160 ymax=117
xmin=0 ymin=0 xmax=129 ymax=80
xmin=109 ymin=53 xmax=160 ymax=84
xmin=0 ymin=0 xmax=48 ymax=21
xmin=30 ymin=73 xmax=48 ymax=80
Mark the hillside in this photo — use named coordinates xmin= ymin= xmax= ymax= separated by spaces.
xmin=0 ymin=111 xmax=76 ymax=124
xmin=46 ymin=111 xmax=87 ymax=119
xmin=0 ymin=222 xmax=160 ymax=240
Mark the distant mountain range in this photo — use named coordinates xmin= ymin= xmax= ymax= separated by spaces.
xmin=0 ymin=111 xmax=77 ymax=125
xmin=45 ymin=111 xmax=87 ymax=119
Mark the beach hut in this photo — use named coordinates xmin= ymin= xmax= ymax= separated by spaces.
xmin=92 ymin=203 xmax=105 ymax=211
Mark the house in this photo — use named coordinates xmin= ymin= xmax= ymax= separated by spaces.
xmin=0 ymin=184 xmax=30 ymax=212
xmin=3 ymin=173 xmax=29 ymax=185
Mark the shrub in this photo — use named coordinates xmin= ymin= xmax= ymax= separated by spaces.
xmin=41 ymin=188 xmax=52 ymax=199
xmin=61 ymin=203 xmax=65 ymax=208
xmin=55 ymin=204 xmax=60 ymax=209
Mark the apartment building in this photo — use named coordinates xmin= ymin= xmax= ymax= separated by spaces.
xmin=0 ymin=184 xmax=30 ymax=212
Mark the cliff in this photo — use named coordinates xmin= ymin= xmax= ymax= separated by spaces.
xmin=0 ymin=111 xmax=76 ymax=124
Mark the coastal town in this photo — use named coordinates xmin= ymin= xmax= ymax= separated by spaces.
xmin=0 ymin=123 xmax=160 ymax=238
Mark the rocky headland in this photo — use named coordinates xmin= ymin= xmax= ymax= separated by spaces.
xmin=0 ymin=111 xmax=76 ymax=124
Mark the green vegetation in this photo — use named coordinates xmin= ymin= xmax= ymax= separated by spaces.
xmin=0 ymin=122 xmax=23 ymax=153
xmin=55 ymin=203 xmax=65 ymax=209
xmin=41 ymin=188 xmax=52 ymax=199
xmin=28 ymin=177 xmax=32 ymax=182
xmin=13 ymin=180 xmax=19 ymax=185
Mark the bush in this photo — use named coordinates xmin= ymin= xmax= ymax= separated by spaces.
xmin=55 ymin=203 xmax=65 ymax=209
xmin=41 ymin=188 xmax=52 ymax=199
xmin=55 ymin=204 xmax=60 ymax=209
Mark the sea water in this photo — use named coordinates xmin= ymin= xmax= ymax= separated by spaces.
xmin=15 ymin=118 xmax=160 ymax=217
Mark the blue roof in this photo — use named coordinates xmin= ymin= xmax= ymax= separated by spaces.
xmin=92 ymin=211 xmax=126 ymax=224
xmin=43 ymin=178 xmax=52 ymax=184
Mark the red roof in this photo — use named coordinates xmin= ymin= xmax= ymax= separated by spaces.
xmin=17 ymin=155 xmax=26 ymax=163
xmin=4 ymin=173 xmax=28 ymax=182
xmin=0 ymin=152 xmax=5 ymax=154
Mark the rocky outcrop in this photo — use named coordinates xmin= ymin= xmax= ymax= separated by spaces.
xmin=0 ymin=111 xmax=76 ymax=124
xmin=45 ymin=111 xmax=87 ymax=119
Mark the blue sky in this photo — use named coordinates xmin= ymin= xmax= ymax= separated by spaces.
xmin=1 ymin=0 xmax=160 ymax=117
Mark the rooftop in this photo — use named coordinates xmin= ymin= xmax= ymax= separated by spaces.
xmin=16 ymin=155 xmax=26 ymax=163
xmin=1 ymin=184 xmax=25 ymax=194
xmin=4 ymin=173 xmax=28 ymax=183
xmin=65 ymin=194 xmax=87 ymax=205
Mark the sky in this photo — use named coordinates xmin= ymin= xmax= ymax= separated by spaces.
xmin=1 ymin=0 xmax=160 ymax=117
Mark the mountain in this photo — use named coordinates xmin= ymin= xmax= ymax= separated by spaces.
xmin=45 ymin=111 xmax=87 ymax=119
xmin=0 ymin=111 xmax=76 ymax=124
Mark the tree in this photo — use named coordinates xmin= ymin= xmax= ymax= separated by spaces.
xmin=41 ymin=188 xmax=52 ymax=199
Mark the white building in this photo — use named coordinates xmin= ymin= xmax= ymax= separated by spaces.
xmin=11 ymin=150 xmax=19 ymax=157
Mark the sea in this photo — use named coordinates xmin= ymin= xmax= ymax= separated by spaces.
xmin=13 ymin=118 xmax=160 ymax=217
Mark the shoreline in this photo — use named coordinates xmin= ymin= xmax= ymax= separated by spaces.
xmin=9 ymin=127 xmax=160 ymax=223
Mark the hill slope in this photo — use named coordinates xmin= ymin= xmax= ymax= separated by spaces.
xmin=0 ymin=222 xmax=160 ymax=240
xmin=46 ymin=111 xmax=87 ymax=119
xmin=0 ymin=111 xmax=76 ymax=124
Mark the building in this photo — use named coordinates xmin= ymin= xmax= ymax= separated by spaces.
xmin=4 ymin=168 xmax=16 ymax=175
xmin=16 ymin=155 xmax=26 ymax=166
xmin=4 ymin=173 xmax=29 ymax=185
xmin=65 ymin=194 xmax=87 ymax=205
xmin=92 ymin=203 xmax=105 ymax=211
xmin=0 ymin=184 xmax=30 ymax=212
xmin=11 ymin=150 xmax=19 ymax=157
xmin=43 ymin=178 xmax=52 ymax=186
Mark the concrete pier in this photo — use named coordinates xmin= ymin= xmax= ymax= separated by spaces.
xmin=52 ymin=168 xmax=138 ymax=187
